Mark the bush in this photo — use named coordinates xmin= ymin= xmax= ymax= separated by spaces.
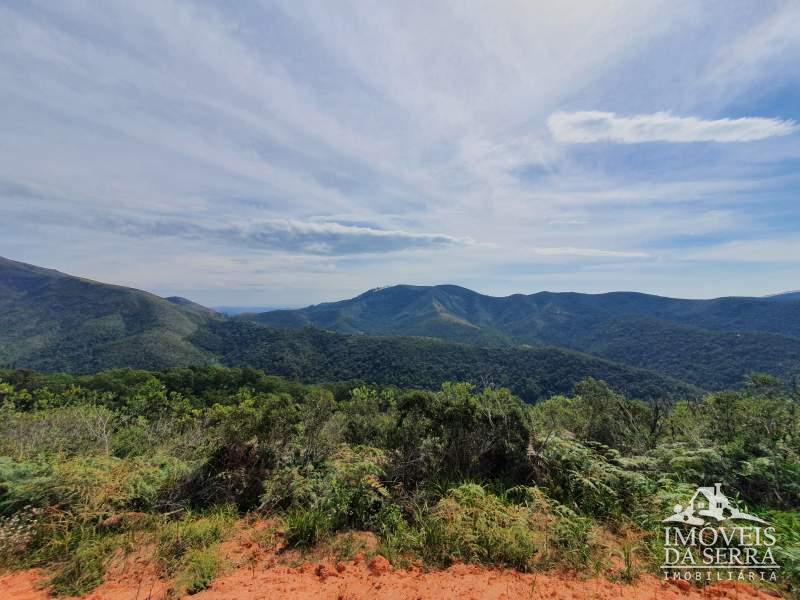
xmin=156 ymin=506 xmax=235 ymax=575
xmin=549 ymin=512 xmax=595 ymax=570
xmin=283 ymin=507 xmax=333 ymax=548
xmin=176 ymin=547 xmax=222 ymax=595
xmin=765 ymin=511 xmax=800 ymax=595
xmin=267 ymin=446 xmax=395 ymax=546
xmin=531 ymin=435 xmax=653 ymax=520
xmin=0 ymin=455 xmax=193 ymax=517
xmin=416 ymin=483 xmax=541 ymax=570
xmin=47 ymin=533 xmax=114 ymax=596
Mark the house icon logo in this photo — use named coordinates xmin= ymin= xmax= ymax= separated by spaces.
xmin=663 ymin=483 xmax=767 ymax=526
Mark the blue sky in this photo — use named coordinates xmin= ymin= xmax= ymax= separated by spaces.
xmin=1 ymin=1 xmax=799 ymax=306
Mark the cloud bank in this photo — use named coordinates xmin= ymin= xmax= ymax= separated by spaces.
xmin=548 ymin=111 xmax=798 ymax=144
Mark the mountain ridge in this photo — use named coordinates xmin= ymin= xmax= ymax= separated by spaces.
xmin=0 ymin=256 xmax=218 ymax=372
xmin=240 ymin=283 xmax=800 ymax=388
xmin=0 ymin=256 xmax=705 ymax=401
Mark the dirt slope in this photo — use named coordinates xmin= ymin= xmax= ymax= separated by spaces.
xmin=0 ymin=523 xmax=780 ymax=599
xmin=0 ymin=561 xmax=778 ymax=600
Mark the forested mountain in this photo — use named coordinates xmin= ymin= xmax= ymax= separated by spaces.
xmin=2 ymin=256 xmax=797 ymax=397
xmin=245 ymin=283 xmax=800 ymax=339
xmin=0 ymin=257 xmax=217 ymax=372
xmin=191 ymin=320 xmax=700 ymax=402
xmin=0 ymin=257 xmax=700 ymax=401
xmin=242 ymin=284 xmax=800 ymax=388
xmin=767 ymin=290 xmax=800 ymax=302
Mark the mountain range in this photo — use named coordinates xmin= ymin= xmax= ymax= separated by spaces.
xmin=240 ymin=284 xmax=800 ymax=389
xmin=2 ymin=256 xmax=799 ymax=400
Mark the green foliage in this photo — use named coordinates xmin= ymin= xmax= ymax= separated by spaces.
xmin=199 ymin=320 xmax=699 ymax=403
xmin=47 ymin=533 xmax=114 ymax=596
xmin=763 ymin=511 xmax=800 ymax=595
xmin=1 ymin=365 xmax=799 ymax=596
xmin=390 ymin=383 xmax=532 ymax=485
xmin=529 ymin=434 xmax=654 ymax=520
xmin=176 ymin=547 xmax=222 ymax=595
xmin=549 ymin=512 xmax=595 ymax=570
xmin=156 ymin=506 xmax=235 ymax=575
xmin=413 ymin=483 xmax=541 ymax=570
xmin=283 ymin=507 xmax=333 ymax=548
xmin=0 ymin=455 xmax=192 ymax=517
xmin=268 ymin=446 xmax=396 ymax=548
xmin=242 ymin=283 xmax=800 ymax=390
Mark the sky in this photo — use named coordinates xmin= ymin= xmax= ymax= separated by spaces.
xmin=1 ymin=1 xmax=799 ymax=307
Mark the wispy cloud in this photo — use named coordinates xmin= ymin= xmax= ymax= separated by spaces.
xmin=531 ymin=247 xmax=649 ymax=258
xmin=683 ymin=238 xmax=800 ymax=263
xmin=548 ymin=111 xmax=798 ymax=144
xmin=96 ymin=216 xmax=472 ymax=255
xmin=0 ymin=2 xmax=799 ymax=303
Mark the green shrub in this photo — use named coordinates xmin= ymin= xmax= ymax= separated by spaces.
xmin=0 ymin=455 xmax=193 ymax=517
xmin=268 ymin=446 xmax=395 ymax=546
xmin=416 ymin=483 xmax=540 ymax=570
xmin=176 ymin=547 xmax=222 ymax=595
xmin=47 ymin=533 xmax=113 ymax=596
xmin=283 ymin=507 xmax=332 ymax=548
xmin=549 ymin=512 xmax=595 ymax=570
xmin=765 ymin=510 xmax=800 ymax=596
xmin=156 ymin=506 xmax=235 ymax=575
xmin=532 ymin=435 xmax=653 ymax=520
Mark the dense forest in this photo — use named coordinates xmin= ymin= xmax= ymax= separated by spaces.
xmin=193 ymin=320 xmax=700 ymax=402
xmin=1 ymin=366 xmax=798 ymax=596
xmin=4 ymin=257 xmax=800 ymax=395
xmin=0 ymin=257 xmax=702 ymax=401
xmin=244 ymin=284 xmax=800 ymax=389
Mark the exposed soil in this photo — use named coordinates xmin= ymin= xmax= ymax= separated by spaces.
xmin=1 ymin=563 xmax=782 ymax=600
xmin=0 ymin=523 xmax=782 ymax=599
xmin=193 ymin=562 xmax=780 ymax=600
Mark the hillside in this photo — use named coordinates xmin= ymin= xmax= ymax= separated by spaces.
xmin=1 ymin=366 xmax=794 ymax=598
xmin=242 ymin=284 xmax=800 ymax=388
xmin=578 ymin=318 xmax=800 ymax=388
xmin=0 ymin=257 xmax=701 ymax=400
xmin=767 ymin=291 xmax=800 ymax=302
xmin=193 ymin=320 xmax=700 ymax=402
xmin=0 ymin=257 xmax=217 ymax=372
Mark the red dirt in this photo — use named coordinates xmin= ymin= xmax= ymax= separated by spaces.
xmin=191 ymin=563 xmax=780 ymax=600
xmin=0 ymin=523 xmax=782 ymax=599
xmin=1 ymin=563 xmax=781 ymax=600
xmin=0 ymin=570 xmax=49 ymax=600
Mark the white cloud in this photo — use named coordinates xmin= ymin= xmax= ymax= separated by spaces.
xmin=22 ymin=211 xmax=474 ymax=255
xmin=548 ymin=111 xmax=797 ymax=144
xmin=683 ymin=239 xmax=800 ymax=263
xmin=531 ymin=247 xmax=649 ymax=258
xmin=704 ymin=4 xmax=800 ymax=102
xmin=1 ymin=2 xmax=799 ymax=302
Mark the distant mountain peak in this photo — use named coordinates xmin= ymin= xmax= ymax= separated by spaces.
xmin=238 ymin=281 xmax=800 ymax=390
xmin=0 ymin=256 xmax=218 ymax=372
xmin=764 ymin=290 xmax=800 ymax=302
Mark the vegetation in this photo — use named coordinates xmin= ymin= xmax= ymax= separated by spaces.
xmin=0 ymin=366 xmax=798 ymax=596
xmin=0 ymin=256 xmax=216 ymax=372
xmin=195 ymin=320 xmax=699 ymax=402
xmin=243 ymin=283 xmax=800 ymax=389
xmin=0 ymin=256 xmax=701 ymax=403
xmin=4 ymin=256 xmax=800 ymax=398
